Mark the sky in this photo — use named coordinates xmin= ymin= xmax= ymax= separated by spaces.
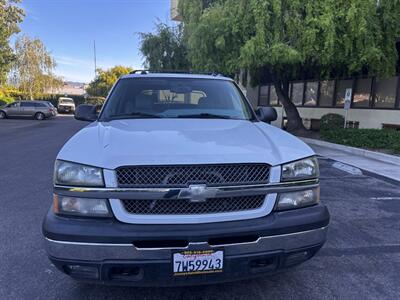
xmin=16 ymin=0 xmax=175 ymax=83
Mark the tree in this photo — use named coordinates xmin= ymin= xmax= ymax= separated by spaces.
xmin=139 ymin=22 xmax=190 ymax=71
xmin=10 ymin=35 xmax=62 ymax=99
xmin=179 ymin=0 xmax=400 ymax=133
xmin=0 ymin=0 xmax=24 ymax=84
xmin=86 ymin=65 xmax=132 ymax=97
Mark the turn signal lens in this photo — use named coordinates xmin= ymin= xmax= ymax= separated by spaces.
xmin=53 ymin=194 xmax=111 ymax=217
xmin=276 ymin=187 xmax=320 ymax=211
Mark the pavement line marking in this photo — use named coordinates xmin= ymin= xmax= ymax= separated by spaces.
xmin=370 ymin=197 xmax=400 ymax=200
xmin=332 ymin=162 xmax=363 ymax=175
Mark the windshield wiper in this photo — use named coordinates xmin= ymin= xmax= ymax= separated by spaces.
xmin=108 ymin=112 xmax=162 ymax=120
xmin=177 ymin=113 xmax=235 ymax=119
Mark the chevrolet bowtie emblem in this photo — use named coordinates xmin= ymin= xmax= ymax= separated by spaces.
xmin=177 ymin=184 xmax=217 ymax=203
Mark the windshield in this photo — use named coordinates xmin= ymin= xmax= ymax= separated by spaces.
xmin=99 ymin=78 xmax=254 ymax=121
xmin=59 ymin=99 xmax=74 ymax=103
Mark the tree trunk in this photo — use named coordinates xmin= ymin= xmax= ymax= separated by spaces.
xmin=273 ymin=79 xmax=307 ymax=134
xmin=29 ymin=87 xmax=33 ymax=100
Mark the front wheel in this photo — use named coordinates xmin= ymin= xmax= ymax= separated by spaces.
xmin=0 ymin=111 xmax=6 ymax=119
xmin=35 ymin=112 xmax=45 ymax=120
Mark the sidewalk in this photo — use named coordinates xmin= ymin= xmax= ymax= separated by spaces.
xmin=301 ymin=137 xmax=400 ymax=183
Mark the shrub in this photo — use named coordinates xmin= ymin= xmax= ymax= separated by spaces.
xmin=0 ymin=97 xmax=14 ymax=106
xmin=85 ymin=96 xmax=106 ymax=106
xmin=320 ymin=128 xmax=400 ymax=153
xmin=0 ymin=86 xmax=23 ymax=106
xmin=393 ymin=141 xmax=400 ymax=154
xmin=320 ymin=113 xmax=345 ymax=131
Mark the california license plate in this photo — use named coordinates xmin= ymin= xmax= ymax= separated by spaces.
xmin=173 ymin=250 xmax=223 ymax=276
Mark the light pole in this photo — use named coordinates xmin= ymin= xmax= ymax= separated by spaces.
xmin=93 ymin=40 xmax=97 ymax=78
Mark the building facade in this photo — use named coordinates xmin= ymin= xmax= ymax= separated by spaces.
xmin=170 ymin=0 xmax=181 ymax=21
xmin=171 ymin=0 xmax=400 ymax=130
xmin=245 ymin=76 xmax=400 ymax=130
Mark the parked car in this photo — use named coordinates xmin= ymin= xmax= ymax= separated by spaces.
xmin=0 ymin=100 xmax=56 ymax=120
xmin=57 ymin=97 xmax=75 ymax=114
xmin=43 ymin=72 xmax=329 ymax=286
xmin=43 ymin=101 xmax=58 ymax=116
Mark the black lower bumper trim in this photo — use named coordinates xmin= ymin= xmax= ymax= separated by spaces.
xmin=50 ymin=244 xmax=323 ymax=287
xmin=43 ymin=204 xmax=330 ymax=244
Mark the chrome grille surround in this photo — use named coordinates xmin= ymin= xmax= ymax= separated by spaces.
xmin=116 ymin=164 xmax=270 ymax=188
xmin=121 ymin=195 xmax=266 ymax=215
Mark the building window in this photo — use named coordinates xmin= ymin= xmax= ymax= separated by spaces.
xmin=353 ymin=78 xmax=372 ymax=108
xmin=319 ymin=80 xmax=334 ymax=107
xmin=259 ymin=85 xmax=269 ymax=106
xmin=374 ymin=76 xmax=398 ymax=109
xmin=291 ymin=82 xmax=304 ymax=106
xmin=304 ymin=81 xmax=318 ymax=106
xmin=335 ymin=79 xmax=353 ymax=107
xmin=269 ymin=85 xmax=279 ymax=106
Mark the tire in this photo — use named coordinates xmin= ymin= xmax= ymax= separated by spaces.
xmin=35 ymin=112 xmax=45 ymax=120
xmin=0 ymin=111 xmax=6 ymax=119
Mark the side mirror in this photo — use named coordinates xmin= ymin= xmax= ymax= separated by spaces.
xmin=256 ymin=106 xmax=278 ymax=123
xmin=74 ymin=104 xmax=98 ymax=122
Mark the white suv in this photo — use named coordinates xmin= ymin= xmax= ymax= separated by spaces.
xmin=57 ymin=97 xmax=75 ymax=114
xmin=43 ymin=72 xmax=329 ymax=286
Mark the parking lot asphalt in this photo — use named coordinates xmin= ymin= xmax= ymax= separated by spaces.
xmin=0 ymin=116 xmax=399 ymax=300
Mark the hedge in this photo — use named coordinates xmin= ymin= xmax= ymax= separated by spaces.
xmin=0 ymin=98 xmax=13 ymax=106
xmin=321 ymin=128 xmax=400 ymax=154
xmin=320 ymin=113 xmax=345 ymax=131
xmin=319 ymin=113 xmax=400 ymax=154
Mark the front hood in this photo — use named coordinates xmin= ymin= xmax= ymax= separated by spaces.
xmin=57 ymin=119 xmax=314 ymax=169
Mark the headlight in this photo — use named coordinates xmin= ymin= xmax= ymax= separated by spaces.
xmin=281 ymin=157 xmax=319 ymax=181
xmin=54 ymin=160 xmax=104 ymax=187
xmin=276 ymin=187 xmax=320 ymax=211
xmin=53 ymin=194 xmax=111 ymax=217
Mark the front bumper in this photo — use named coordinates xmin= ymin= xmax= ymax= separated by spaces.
xmin=57 ymin=106 xmax=75 ymax=113
xmin=43 ymin=204 xmax=329 ymax=286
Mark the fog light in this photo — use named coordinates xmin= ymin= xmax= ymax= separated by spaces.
xmin=64 ymin=265 xmax=99 ymax=279
xmin=285 ymin=251 xmax=312 ymax=266
xmin=276 ymin=187 xmax=320 ymax=211
xmin=53 ymin=194 xmax=111 ymax=217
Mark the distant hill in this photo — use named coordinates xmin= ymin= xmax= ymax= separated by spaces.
xmin=47 ymin=81 xmax=87 ymax=96
xmin=64 ymin=81 xmax=86 ymax=88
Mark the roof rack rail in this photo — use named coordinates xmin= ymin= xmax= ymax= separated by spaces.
xmin=130 ymin=70 xmax=150 ymax=75
xmin=129 ymin=69 xmax=225 ymax=77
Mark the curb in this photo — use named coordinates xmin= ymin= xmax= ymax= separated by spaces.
xmin=301 ymin=137 xmax=400 ymax=166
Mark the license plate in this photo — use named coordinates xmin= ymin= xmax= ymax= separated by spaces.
xmin=173 ymin=250 xmax=223 ymax=276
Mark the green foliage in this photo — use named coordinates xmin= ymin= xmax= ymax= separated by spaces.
xmin=0 ymin=97 xmax=12 ymax=106
xmin=139 ymin=22 xmax=190 ymax=71
xmin=86 ymin=65 xmax=132 ymax=97
xmin=0 ymin=0 xmax=24 ymax=83
xmin=180 ymin=0 xmax=254 ymax=75
xmin=85 ymin=96 xmax=106 ymax=106
xmin=320 ymin=113 xmax=400 ymax=154
xmin=320 ymin=114 xmax=345 ymax=131
xmin=179 ymin=0 xmax=400 ymax=132
xmin=10 ymin=35 xmax=63 ymax=99
xmin=0 ymin=85 xmax=23 ymax=105
xmin=321 ymin=128 xmax=400 ymax=153
xmin=393 ymin=142 xmax=400 ymax=154
xmin=180 ymin=0 xmax=400 ymax=81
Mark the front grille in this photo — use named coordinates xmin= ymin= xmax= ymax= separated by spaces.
xmin=121 ymin=195 xmax=266 ymax=215
xmin=116 ymin=164 xmax=270 ymax=188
